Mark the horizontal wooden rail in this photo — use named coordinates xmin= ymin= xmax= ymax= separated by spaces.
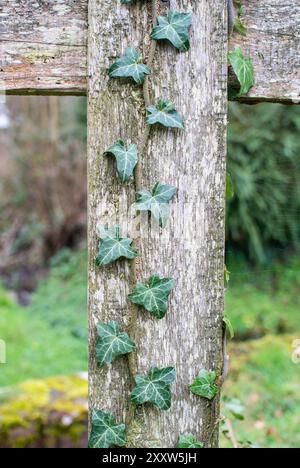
xmin=0 ymin=0 xmax=299 ymax=102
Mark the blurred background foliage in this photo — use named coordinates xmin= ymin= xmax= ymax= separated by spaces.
xmin=0 ymin=98 xmax=299 ymax=448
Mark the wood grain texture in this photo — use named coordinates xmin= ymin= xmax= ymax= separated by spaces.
xmin=0 ymin=0 xmax=87 ymax=95
xmin=1 ymin=0 xmax=299 ymax=102
xmin=88 ymin=0 xmax=227 ymax=448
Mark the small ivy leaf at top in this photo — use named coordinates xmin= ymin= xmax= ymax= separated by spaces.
xmin=228 ymin=46 xmax=255 ymax=98
xmin=147 ymin=100 xmax=184 ymax=129
xmin=109 ymin=47 xmax=151 ymax=85
xmin=128 ymin=275 xmax=174 ymax=319
xmin=104 ymin=140 xmax=138 ymax=183
xmin=151 ymin=11 xmax=193 ymax=52
xmin=190 ymin=369 xmax=219 ymax=401
xmin=88 ymin=409 xmax=126 ymax=448
xmin=234 ymin=5 xmax=247 ymax=37
xmin=177 ymin=434 xmax=204 ymax=449
xmin=96 ymin=321 xmax=135 ymax=367
xmin=96 ymin=226 xmax=138 ymax=266
xmin=131 ymin=366 xmax=176 ymax=411
xmin=133 ymin=182 xmax=177 ymax=228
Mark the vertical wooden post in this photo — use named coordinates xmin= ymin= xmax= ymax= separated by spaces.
xmin=88 ymin=0 xmax=227 ymax=447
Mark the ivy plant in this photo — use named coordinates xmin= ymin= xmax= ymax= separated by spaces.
xmin=147 ymin=100 xmax=184 ymax=129
xmin=177 ymin=434 xmax=204 ymax=448
xmin=109 ymin=47 xmax=150 ymax=85
xmin=234 ymin=5 xmax=247 ymax=37
xmin=96 ymin=226 xmax=138 ymax=266
xmin=151 ymin=11 xmax=193 ymax=52
xmin=133 ymin=182 xmax=177 ymax=228
xmin=226 ymin=172 xmax=234 ymax=200
xmin=131 ymin=366 xmax=176 ymax=410
xmin=228 ymin=46 xmax=255 ymax=98
xmin=104 ymin=140 xmax=138 ymax=182
xmin=223 ymin=315 xmax=235 ymax=340
xmin=89 ymin=409 xmax=126 ymax=448
xmin=190 ymin=369 xmax=218 ymax=401
xmin=128 ymin=275 xmax=174 ymax=319
xmin=96 ymin=321 xmax=135 ymax=367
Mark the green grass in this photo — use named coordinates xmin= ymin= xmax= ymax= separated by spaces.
xmin=0 ymin=249 xmax=87 ymax=387
xmin=221 ymin=334 xmax=300 ymax=448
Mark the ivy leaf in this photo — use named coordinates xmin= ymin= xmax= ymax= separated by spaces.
xmin=190 ymin=369 xmax=218 ymax=401
xmin=228 ymin=47 xmax=255 ymax=97
xmin=177 ymin=434 xmax=204 ymax=449
xmin=226 ymin=172 xmax=234 ymax=200
xmin=223 ymin=315 xmax=234 ymax=340
xmin=96 ymin=321 xmax=135 ymax=367
xmin=223 ymin=397 xmax=245 ymax=421
xmin=88 ymin=409 xmax=126 ymax=448
xmin=104 ymin=140 xmax=138 ymax=183
xmin=147 ymin=100 xmax=184 ymax=129
xmin=151 ymin=11 xmax=192 ymax=52
xmin=131 ymin=366 xmax=176 ymax=411
xmin=96 ymin=226 xmax=138 ymax=266
xmin=109 ymin=47 xmax=150 ymax=85
xmin=128 ymin=276 xmax=174 ymax=319
xmin=234 ymin=6 xmax=247 ymax=37
xmin=133 ymin=182 xmax=177 ymax=228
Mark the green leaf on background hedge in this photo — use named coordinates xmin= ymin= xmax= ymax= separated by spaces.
xmin=109 ymin=47 xmax=150 ymax=84
xmin=177 ymin=434 xmax=204 ymax=448
xmin=96 ymin=321 xmax=135 ymax=367
xmin=96 ymin=226 xmax=138 ymax=266
xmin=151 ymin=11 xmax=192 ymax=52
xmin=190 ymin=369 xmax=218 ymax=400
xmin=88 ymin=409 xmax=126 ymax=448
xmin=131 ymin=366 xmax=176 ymax=410
xmin=133 ymin=182 xmax=177 ymax=228
xmin=128 ymin=276 xmax=174 ymax=319
xmin=228 ymin=47 xmax=255 ymax=97
xmin=104 ymin=140 xmax=138 ymax=182
xmin=147 ymin=100 xmax=184 ymax=129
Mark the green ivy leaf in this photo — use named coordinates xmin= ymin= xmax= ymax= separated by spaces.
xmin=177 ymin=434 xmax=204 ymax=448
xmin=223 ymin=315 xmax=234 ymax=340
xmin=234 ymin=6 xmax=247 ymax=37
xmin=147 ymin=100 xmax=184 ymax=129
xmin=96 ymin=321 xmax=135 ymax=367
xmin=223 ymin=397 xmax=245 ymax=421
xmin=109 ymin=47 xmax=150 ymax=85
xmin=96 ymin=226 xmax=138 ymax=266
xmin=131 ymin=366 xmax=176 ymax=410
xmin=133 ymin=182 xmax=177 ymax=228
xmin=104 ymin=140 xmax=138 ymax=183
xmin=228 ymin=47 xmax=255 ymax=97
xmin=88 ymin=409 xmax=126 ymax=448
xmin=128 ymin=276 xmax=174 ymax=319
xmin=190 ymin=369 xmax=218 ymax=401
xmin=151 ymin=11 xmax=192 ymax=52
xmin=226 ymin=172 xmax=234 ymax=200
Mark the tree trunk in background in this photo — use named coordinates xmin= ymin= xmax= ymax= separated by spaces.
xmin=88 ymin=0 xmax=227 ymax=448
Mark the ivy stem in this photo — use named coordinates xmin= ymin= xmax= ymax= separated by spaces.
xmin=126 ymin=1 xmax=159 ymax=438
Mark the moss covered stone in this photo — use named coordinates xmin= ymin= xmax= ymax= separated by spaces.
xmin=0 ymin=374 xmax=88 ymax=448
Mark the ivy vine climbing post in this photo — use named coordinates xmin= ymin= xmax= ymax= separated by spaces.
xmin=88 ymin=0 xmax=227 ymax=448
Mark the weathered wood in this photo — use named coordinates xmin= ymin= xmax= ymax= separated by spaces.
xmin=88 ymin=0 xmax=227 ymax=448
xmin=1 ymin=0 xmax=299 ymax=102
xmin=0 ymin=0 xmax=87 ymax=95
